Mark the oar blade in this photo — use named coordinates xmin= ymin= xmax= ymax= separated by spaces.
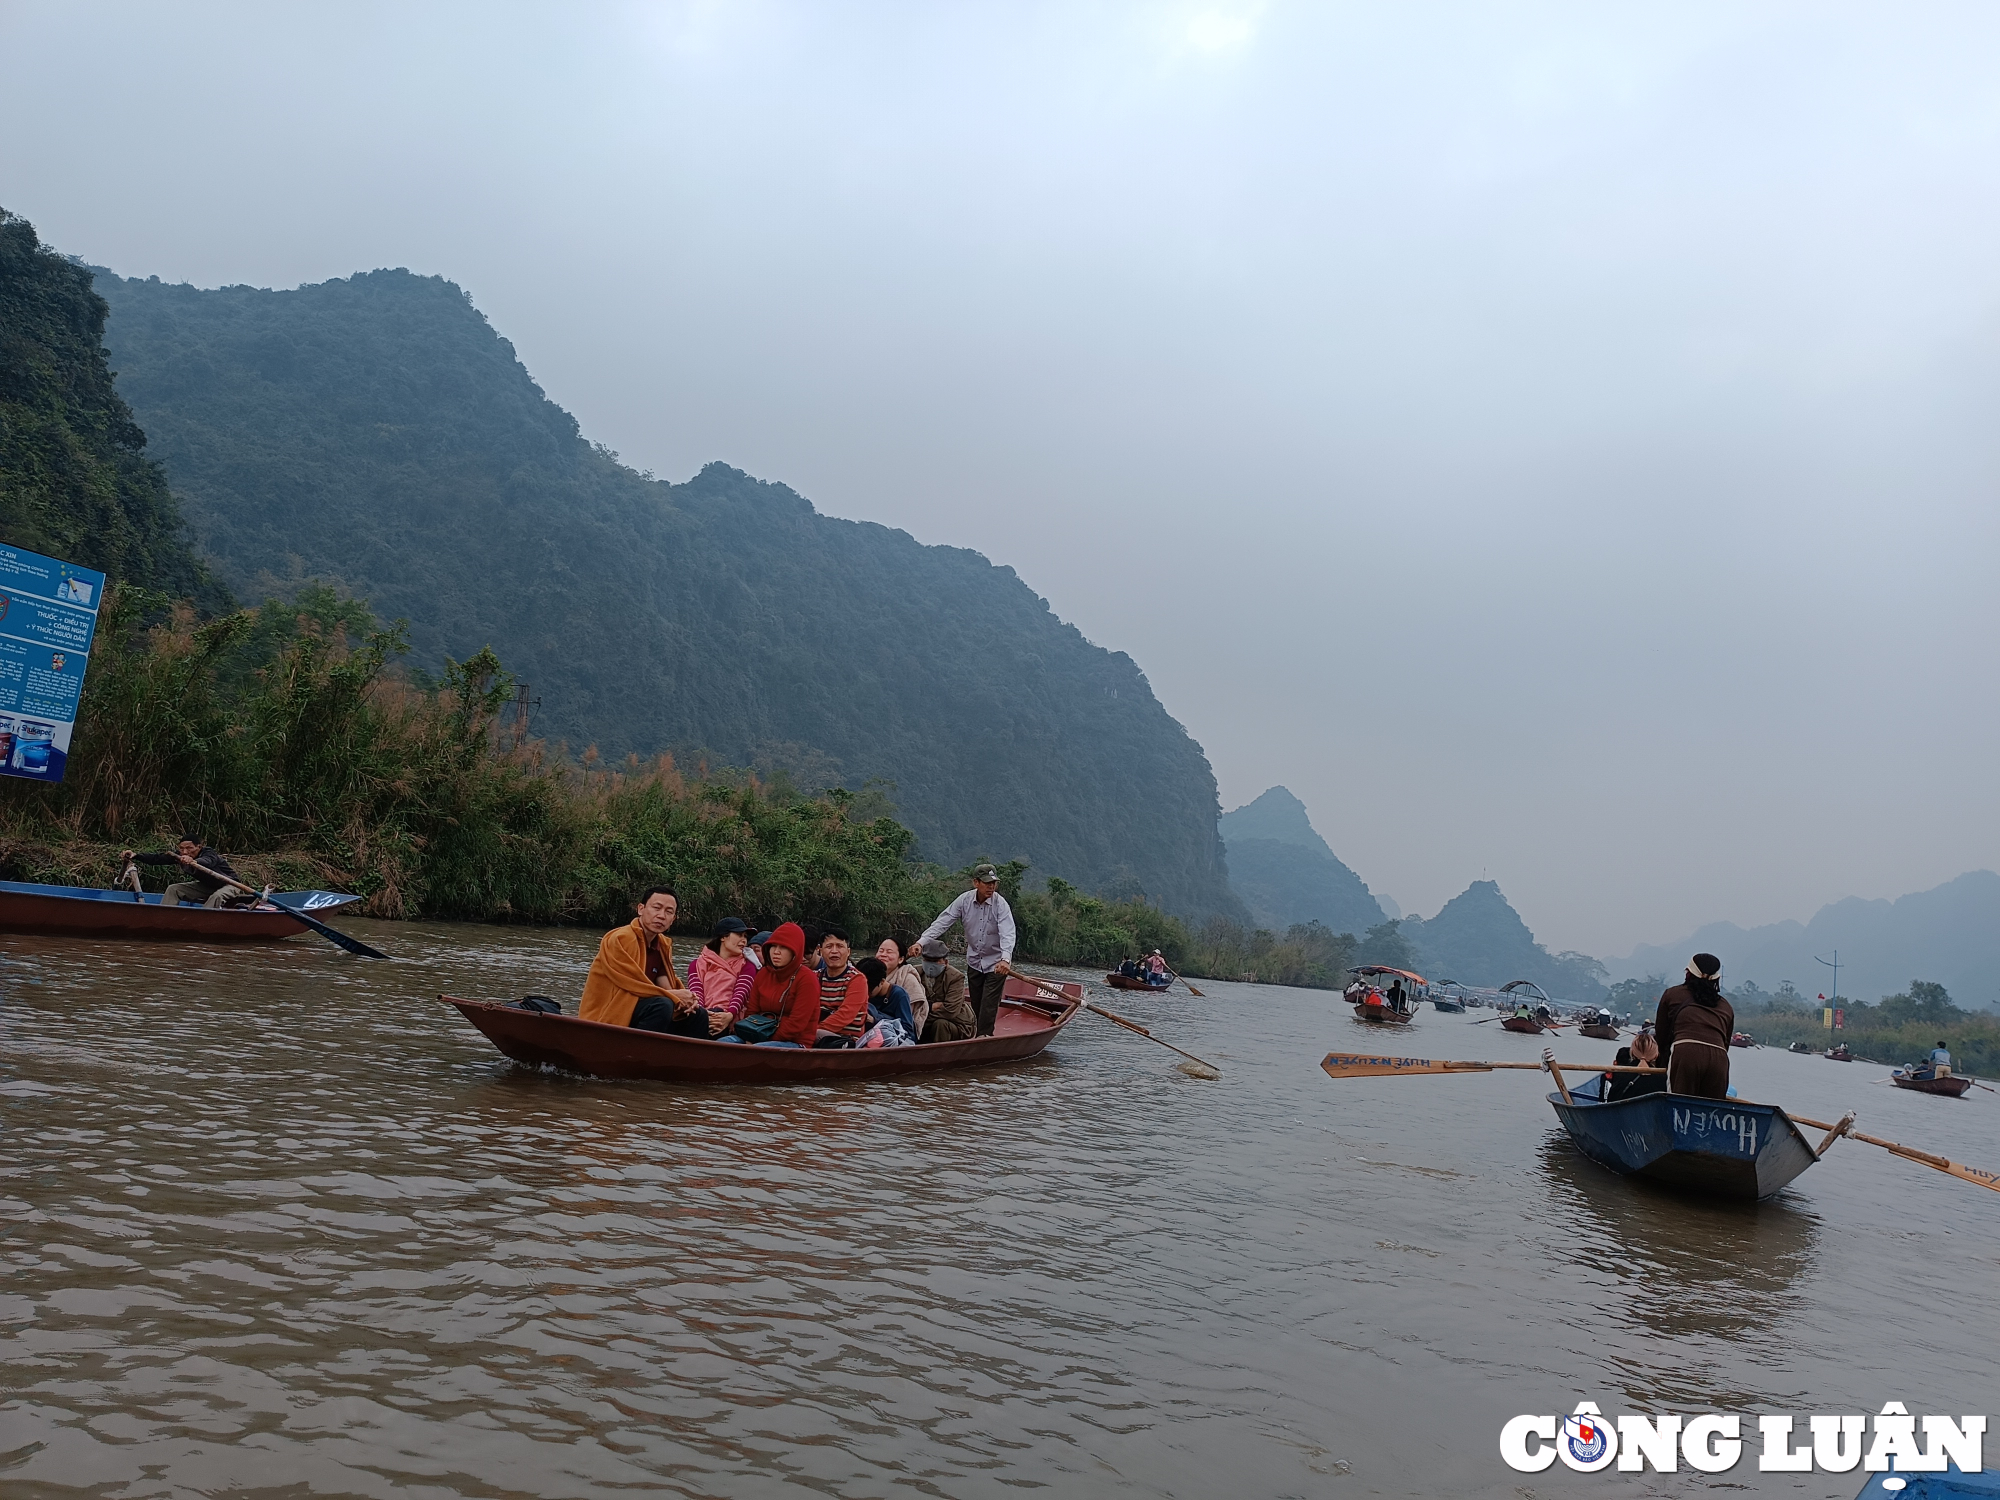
xmin=1321 ymin=1053 xmax=1496 ymax=1079
xmin=269 ymin=898 xmax=391 ymax=959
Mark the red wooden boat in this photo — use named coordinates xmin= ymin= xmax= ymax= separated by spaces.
xmin=1578 ymin=1023 xmax=1620 ymax=1040
xmin=1891 ymin=1068 xmax=1974 ymax=1098
xmin=441 ymin=975 xmax=1084 ymax=1084
xmin=1352 ymin=1000 xmax=1414 ymax=1025
xmin=1501 ymin=1016 xmax=1551 ymax=1034
xmin=1104 ymin=972 xmax=1171 ymax=993
xmin=1825 ymin=1044 xmax=1854 ymax=1062
xmin=1731 ymin=1032 xmax=1756 ymax=1048
xmin=0 ymin=879 xmax=360 ymax=942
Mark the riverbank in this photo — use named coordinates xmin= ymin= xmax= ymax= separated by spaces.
xmin=2 ymin=585 xmax=1358 ymax=983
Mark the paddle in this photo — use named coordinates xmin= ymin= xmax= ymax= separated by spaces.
xmin=199 ymin=867 xmax=389 ymax=959
xmin=1320 ymin=1053 xmax=1665 ymax=1080
xmin=1018 ymin=973 xmax=1222 ymax=1079
xmin=1788 ymin=1112 xmax=2000 ymax=1194
xmin=1163 ymin=965 xmax=1204 ymax=998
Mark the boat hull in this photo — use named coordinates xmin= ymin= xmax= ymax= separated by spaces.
xmin=1550 ymin=1086 xmax=1819 ymax=1200
xmin=1352 ymin=1004 xmax=1412 ymax=1025
xmin=0 ymin=881 xmax=360 ymax=942
xmin=1104 ymin=973 xmax=1171 ymax=992
xmin=1500 ymin=1016 xmax=1547 ymax=1034
xmin=1892 ymin=1073 xmax=1974 ymax=1098
xmin=1578 ymin=1024 xmax=1619 ymax=1040
xmin=443 ymin=976 xmax=1083 ymax=1084
xmin=1430 ymin=998 xmax=1466 ymax=1012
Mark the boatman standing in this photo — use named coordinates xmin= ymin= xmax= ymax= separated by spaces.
xmin=1652 ymin=953 xmax=1735 ymax=1099
xmin=1931 ymin=1040 xmax=1953 ymax=1076
xmin=917 ymin=863 xmax=1016 ymax=1036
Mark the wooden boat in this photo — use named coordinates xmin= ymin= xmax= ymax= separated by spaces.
xmin=1104 ymin=972 xmax=1172 ymax=992
xmin=0 ymin=879 xmax=360 ymax=942
xmin=1788 ymin=1041 xmax=1813 ymax=1054
xmin=1890 ymin=1067 xmax=1974 ymax=1098
xmin=1348 ymin=965 xmax=1424 ymax=1025
xmin=1548 ymin=1071 xmax=1823 ymax=1199
xmin=1501 ymin=1015 xmax=1551 ymax=1034
xmin=1577 ymin=1023 xmax=1620 ymax=1040
xmin=1825 ymin=1044 xmax=1854 ymax=1062
xmin=1352 ymin=998 xmax=1414 ymax=1025
xmin=441 ymin=975 xmax=1084 ymax=1084
xmin=1731 ymin=1032 xmax=1756 ymax=1048
xmin=1429 ymin=980 xmax=1469 ymax=1012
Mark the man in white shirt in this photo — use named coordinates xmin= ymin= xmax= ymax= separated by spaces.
xmin=917 ymin=862 xmax=1016 ymax=1036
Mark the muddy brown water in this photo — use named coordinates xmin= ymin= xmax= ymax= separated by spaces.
xmin=2 ymin=921 xmax=1995 ymax=1498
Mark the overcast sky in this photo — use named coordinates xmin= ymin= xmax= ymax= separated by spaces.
xmin=5 ymin=1 xmax=1997 ymax=955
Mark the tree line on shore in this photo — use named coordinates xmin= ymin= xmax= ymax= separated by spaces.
xmin=0 ymin=584 xmax=1395 ymax=987
xmin=1608 ymin=974 xmax=1999 ymax=1074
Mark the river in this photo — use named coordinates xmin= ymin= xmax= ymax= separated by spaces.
xmin=2 ymin=920 xmax=1995 ymax=1498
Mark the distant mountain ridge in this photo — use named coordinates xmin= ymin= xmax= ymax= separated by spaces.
xmin=1613 ymin=870 xmax=2000 ymax=1010
xmin=91 ymin=265 xmax=1241 ymax=916
xmin=1401 ymin=880 xmax=1608 ymax=1000
xmin=1219 ymin=787 xmax=1387 ymax=935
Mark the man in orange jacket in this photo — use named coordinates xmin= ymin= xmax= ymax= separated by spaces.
xmin=579 ymin=885 xmax=718 ymax=1036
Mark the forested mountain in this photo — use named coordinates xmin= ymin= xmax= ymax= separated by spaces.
xmin=1219 ymin=786 xmax=1386 ymax=935
xmin=0 ymin=211 xmax=221 ymax=606
xmin=93 ymin=265 xmax=1239 ymax=915
xmin=1613 ymin=870 xmax=2000 ymax=1011
xmin=1401 ymin=880 xmax=1608 ymax=1000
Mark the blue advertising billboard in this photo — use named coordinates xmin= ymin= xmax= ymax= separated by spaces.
xmin=0 ymin=543 xmax=105 ymax=783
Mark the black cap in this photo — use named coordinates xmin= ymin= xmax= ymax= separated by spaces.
xmin=709 ymin=916 xmax=755 ymax=940
xmin=751 ymin=930 xmax=774 ymax=946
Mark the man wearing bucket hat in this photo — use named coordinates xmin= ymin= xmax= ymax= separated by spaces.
xmin=916 ymin=862 xmax=1016 ymax=1036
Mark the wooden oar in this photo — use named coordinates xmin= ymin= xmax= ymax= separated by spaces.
xmin=200 ymin=867 xmax=389 ymax=959
xmin=1163 ymin=965 xmax=1204 ymax=998
xmin=1320 ymin=1053 xmax=1665 ymax=1079
xmin=1788 ymin=1112 xmax=2000 ymax=1193
xmin=1018 ymin=973 xmax=1221 ymax=1078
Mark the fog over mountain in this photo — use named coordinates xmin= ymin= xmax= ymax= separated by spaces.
xmin=3 ymin=4 xmax=1997 ymax=953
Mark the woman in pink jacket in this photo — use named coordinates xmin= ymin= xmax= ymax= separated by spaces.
xmin=686 ymin=917 xmax=758 ymax=1027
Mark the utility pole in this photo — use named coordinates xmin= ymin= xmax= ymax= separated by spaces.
xmin=1815 ymin=950 xmax=1840 ymax=1016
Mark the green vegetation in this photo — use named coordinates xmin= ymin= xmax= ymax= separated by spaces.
xmin=92 ymin=266 xmax=1240 ymax=917
xmin=0 ymin=586 xmax=1229 ymax=975
xmin=1731 ymin=979 xmax=2000 ymax=1075
xmin=0 ymin=209 xmax=224 ymax=609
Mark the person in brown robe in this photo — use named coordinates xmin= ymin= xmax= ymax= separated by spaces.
xmin=915 ymin=939 xmax=976 ymax=1042
xmin=1653 ymin=953 xmax=1735 ymax=1098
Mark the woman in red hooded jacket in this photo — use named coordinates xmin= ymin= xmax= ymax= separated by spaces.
xmin=742 ymin=922 xmax=822 ymax=1046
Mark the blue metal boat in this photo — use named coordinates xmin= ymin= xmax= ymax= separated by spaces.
xmin=1854 ymin=1472 xmax=2000 ymax=1498
xmin=1548 ymin=1071 xmax=1823 ymax=1200
xmin=0 ymin=879 xmax=360 ymax=943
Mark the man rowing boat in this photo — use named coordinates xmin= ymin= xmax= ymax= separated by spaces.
xmin=120 ymin=838 xmax=247 ymax=908
xmin=1653 ymin=953 xmax=1734 ymax=1099
xmin=917 ymin=863 xmax=1016 ymax=1036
